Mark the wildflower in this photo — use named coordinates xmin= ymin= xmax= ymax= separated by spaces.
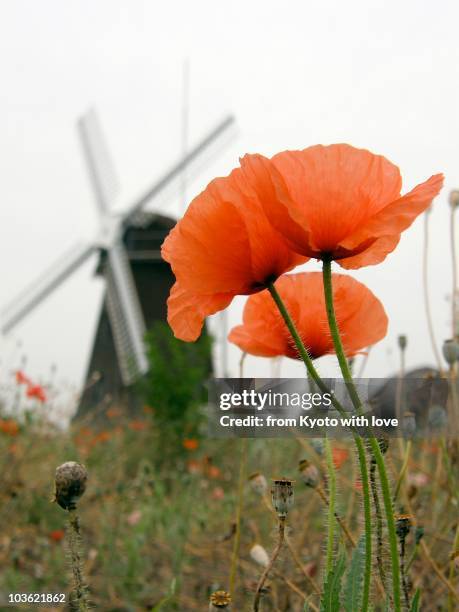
xmin=209 ymin=590 xmax=231 ymax=609
xmin=250 ymin=544 xmax=270 ymax=567
xmin=49 ymin=529 xmax=65 ymax=543
xmin=271 ymin=478 xmax=294 ymax=518
xmin=15 ymin=370 xmax=31 ymax=386
xmin=127 ymin=510 xmax=142 ymax=526
xmin=229 ymin=273 xmax=387 ymax=359
xmin=161 ymin=164 xmax=305 ymax=342
xmin=332 ymin=447 xmax=349 ymax=469
xmin=26 ymin=384 xmax=47 ymax=403
xmin=298 ymin=459 xmax=320 ymax=488
xmin=183 ymin=438 xmax=199 ymax=451
xmin=187 ymin=459 xmax=201 ymax=475
xmin=249 ymin=472 xmax=268 ymax=495
xmin=207 ymin=465 xmax=222 ymax=479
xmin=242 ymin=144 xmax=443 ymax=268
xmin=211 ymin=486 xmax=225 ymax=500
xmin=54 ymin=462 xmax=88 ymax=511
xmin=0 ymin=419 xmax=19 ymax=436
xmin=106 ymin=407 xmax=122 ymax=419
xmin=128 ymin=420 xmax=148 ymax=432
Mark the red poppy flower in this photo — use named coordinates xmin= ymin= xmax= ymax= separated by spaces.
xmin=229 ymin=272 xmax=387 ymax=359
xmin=49 ymin=529 xmax=65 ymax=543
xmin=240 ymin=145 xmax=443 ymax=268
xmin=183 ymin=438 xmax=199 ymax=451
xmin=26 ymin=384 xmax=47 ymax=403
xmin=162 ymin=166 xmax=306 ymax=341
xmin=0 ymin=419 xmax=19 ymax=436
xmin=15 ymin=370 xmax=31 ymax=386
xmin=332 ymin=447 xmax=350 ymax=469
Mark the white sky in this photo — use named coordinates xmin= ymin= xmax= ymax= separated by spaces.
xmin=1 ymin=0 xmax=458 ymax=397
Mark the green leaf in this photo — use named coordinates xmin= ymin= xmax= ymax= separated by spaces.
xmin=410 ymin=588 xmax=421 ymax=612
xmin=343 ymin=535 xmax=365 ymax=612
xmin=320 ymin=553 xmax=346 ymax=612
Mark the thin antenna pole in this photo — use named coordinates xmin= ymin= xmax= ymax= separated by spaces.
xmin=180 ymin=59 xmax=190 ymax=215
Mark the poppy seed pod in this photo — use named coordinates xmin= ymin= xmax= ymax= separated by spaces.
xmin=442 ymin=338 xmax=459 ymax=365
xmin=209 ymin=590 xmax=232 ymax=610
xmin=298 ymin=459 xmax=319 ymax=488
xmin=250 ymin=543 xmax=270 ymax=567
xmin=248 ymin=472 xmax=268 ymax=495
xmin=395 ymin=514 xmax=412 ymax=540
xmin=449 ymin=190 xmax=459 ymax=208
xmin=402 ymin=411 xmax=416 ymax=436
xmin=54 ymin=462 xmax=87 ymax=510
xmin=398 ymin=335 xmax=407 ymax=351
xmin=271 ymin=478 xmax=294 ymax=518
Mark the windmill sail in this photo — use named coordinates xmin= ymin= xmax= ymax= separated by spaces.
xmin=105 ymin=240 xmax=148 ymax=385
xmin=1 ymin=242 xmax=95 ymax=334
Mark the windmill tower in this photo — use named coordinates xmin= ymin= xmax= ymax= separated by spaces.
xmin=1 ymin=109 xmax=235 ymax=415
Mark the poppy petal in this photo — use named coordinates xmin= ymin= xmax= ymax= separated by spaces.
xmin=229 ymin=272 xmax=388 ymax=360
xmin=338 ymin=173 xmax=444 ymax=268
xmin=167 ymin=282 xmax=234 ymax=341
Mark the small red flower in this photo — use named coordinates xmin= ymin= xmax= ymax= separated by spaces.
xmin=0 ymin=419 xmax=19 ymax=436
xmin=332 ymin=447 xmax=349 ymax=469
xmin=49 ymin=529 xmax=65 ymax=543
xmin=26 ymin=384 xmax=47 ymax=403
xmin=15 ymin=370 xmax=31 ymax=386
xmin=183 ymin=438 xmax=199 ymax=451
xmin=128 ymin=420 xmax=148 ymax=432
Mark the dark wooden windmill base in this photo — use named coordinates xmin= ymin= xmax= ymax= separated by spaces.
xmin=75 ymin=212 xmax=205 ymax=421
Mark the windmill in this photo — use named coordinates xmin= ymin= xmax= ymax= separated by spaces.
xmin=1 ymin=108 xmax=235 ymax=414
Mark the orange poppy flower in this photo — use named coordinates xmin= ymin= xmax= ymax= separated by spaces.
xmin=161 ymin=166 xmax=306 ymax=341
xmin=332 ymin=447 xmax=350 ymax=469
xmin=183 ymin=438 xmax=199 ymax=451
xmin=26 ymin=384 xmax=47 ymax=403
xmin=15 ymin=370 xmax=31 ymax=386
xmin=0 ymin=419 xmax=19 ymax=436
xmin=240 ymin=145 xmax=443 ymax=268
xmin=49 ymin=529 xmax=65 ymax=543
xmin=229 ymin=272 xmax=387 ymax=359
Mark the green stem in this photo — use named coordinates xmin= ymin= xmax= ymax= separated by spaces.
xmin=324 ymin=438 xmax=336 ymax=574
xmin=229 ymin=438 xmax=248 ymax=596
xmin=322 ymin=257 xmax=401 ymax=612
xmin=267 ymin=282 xmax=372 ymax=611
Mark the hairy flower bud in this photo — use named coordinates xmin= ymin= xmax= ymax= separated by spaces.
xmin=209 ymin=590 xmax=232 ymax=609
xmin=449 ymin=190 xmax=459 ymax=208
xmin=250 ymin=544 xmax=270 ymax=567
xmin=271 ymin=478 xmax=294 ymax=518
xmin=54 ymin=462 xmax=88 ymax=510
xmin=248 ymin=472 xmax=268 ymax=495
xmin=395 ymin=514 xmax=412 ymax=540
xmin=298 ymin=459 xmax=319 ymax=488
xmin=398 ymin=335 xmax=407 ymax=351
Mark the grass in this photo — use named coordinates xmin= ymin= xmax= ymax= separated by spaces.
xmin=0 ymin=405 xmax=458 ymax=610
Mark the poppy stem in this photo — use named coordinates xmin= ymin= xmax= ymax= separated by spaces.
xmin=321 ymin=257 xmax=401 ymax=612
xmin=324 ymin=437 xmax=337 ymax=575
xmin=267 ymin=281 xmax=372 ymax=611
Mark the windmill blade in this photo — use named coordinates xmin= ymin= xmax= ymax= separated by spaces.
xmin=123 ymin=114 xmax=236 ymax=224
xmin=78 ymin=108 xmax=120 ymax=216
xmin=105 ymin=240 xmax=149 ymax=385
xmin=1 ymin=242 xmax=95 ymax=334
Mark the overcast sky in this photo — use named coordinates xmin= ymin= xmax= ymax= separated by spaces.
xmin=1 ymin=0 xmax=458 ymax=402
